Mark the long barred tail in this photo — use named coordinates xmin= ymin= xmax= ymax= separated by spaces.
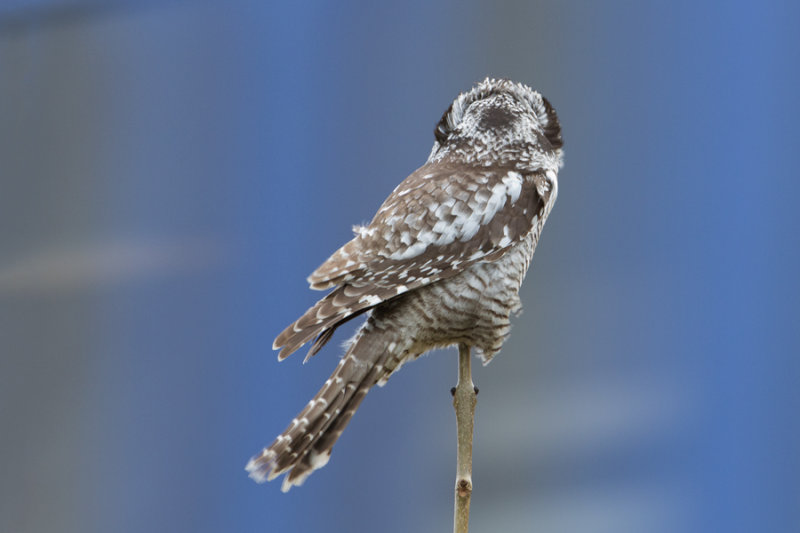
xmin=246 ymin=322 xmax=399 ymax=492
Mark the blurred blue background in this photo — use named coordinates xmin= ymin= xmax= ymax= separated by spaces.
xmin=1 ymin=1 xmax=798 ymax=532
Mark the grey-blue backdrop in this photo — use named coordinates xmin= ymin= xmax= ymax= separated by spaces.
xmin=1 ymin=2 xmax=798 ymax=532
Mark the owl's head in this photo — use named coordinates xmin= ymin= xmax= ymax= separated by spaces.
xmin=429 ymin=78 xmax=563 ymax=169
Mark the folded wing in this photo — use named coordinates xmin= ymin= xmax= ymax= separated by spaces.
xmin=274 ymin=161 xmax=547 ymax=361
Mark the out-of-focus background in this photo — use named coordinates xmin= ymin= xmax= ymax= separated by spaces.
xmin=2 ymin=1 xmax=798 ymax=532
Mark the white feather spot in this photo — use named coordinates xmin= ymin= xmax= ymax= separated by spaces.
xmin=404 ymin=212 xmax=421 ymax=227
xmin=460 ymin=214 xmax=481 ymax=241
xmin=359 ymin=294 xmax=382 ymax=306
xmin=482 ymin=182 xmax=508 ymax=224
xmin=499 ymin=225 xmax=512 ymax=247
xmin=431 ymin=220 xmax=449 ymax=234
xmin=438 ymin=197 xmax=457 ymax=217
xmin=309 ymin=449 xmax=331 ymax=470
xmin=502 ymin=171 xmax=523 ymax=202
xmin=390 ymin=241 xmax=428 ymax=260
xmin=353 ymin=225 xmax=376 ymax=238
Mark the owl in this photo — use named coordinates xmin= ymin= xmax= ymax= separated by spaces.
xmin=247 ymin=78 xmax=563 ymax=492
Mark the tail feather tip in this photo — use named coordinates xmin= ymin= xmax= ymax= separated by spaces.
xmin=278 ymin=449 xmax=331 ymax=492
xmin=245 ymin=449 xmax=275 ymax=484
xmin=246 ymin=446 xmax=332 ymax=492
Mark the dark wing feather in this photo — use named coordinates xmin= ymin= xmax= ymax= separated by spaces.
xmin=274 ymin=161 xmax=547 ymax=361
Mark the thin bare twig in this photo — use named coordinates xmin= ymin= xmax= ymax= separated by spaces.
xmin=453 ymin=343 xmax=477 ymax=533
